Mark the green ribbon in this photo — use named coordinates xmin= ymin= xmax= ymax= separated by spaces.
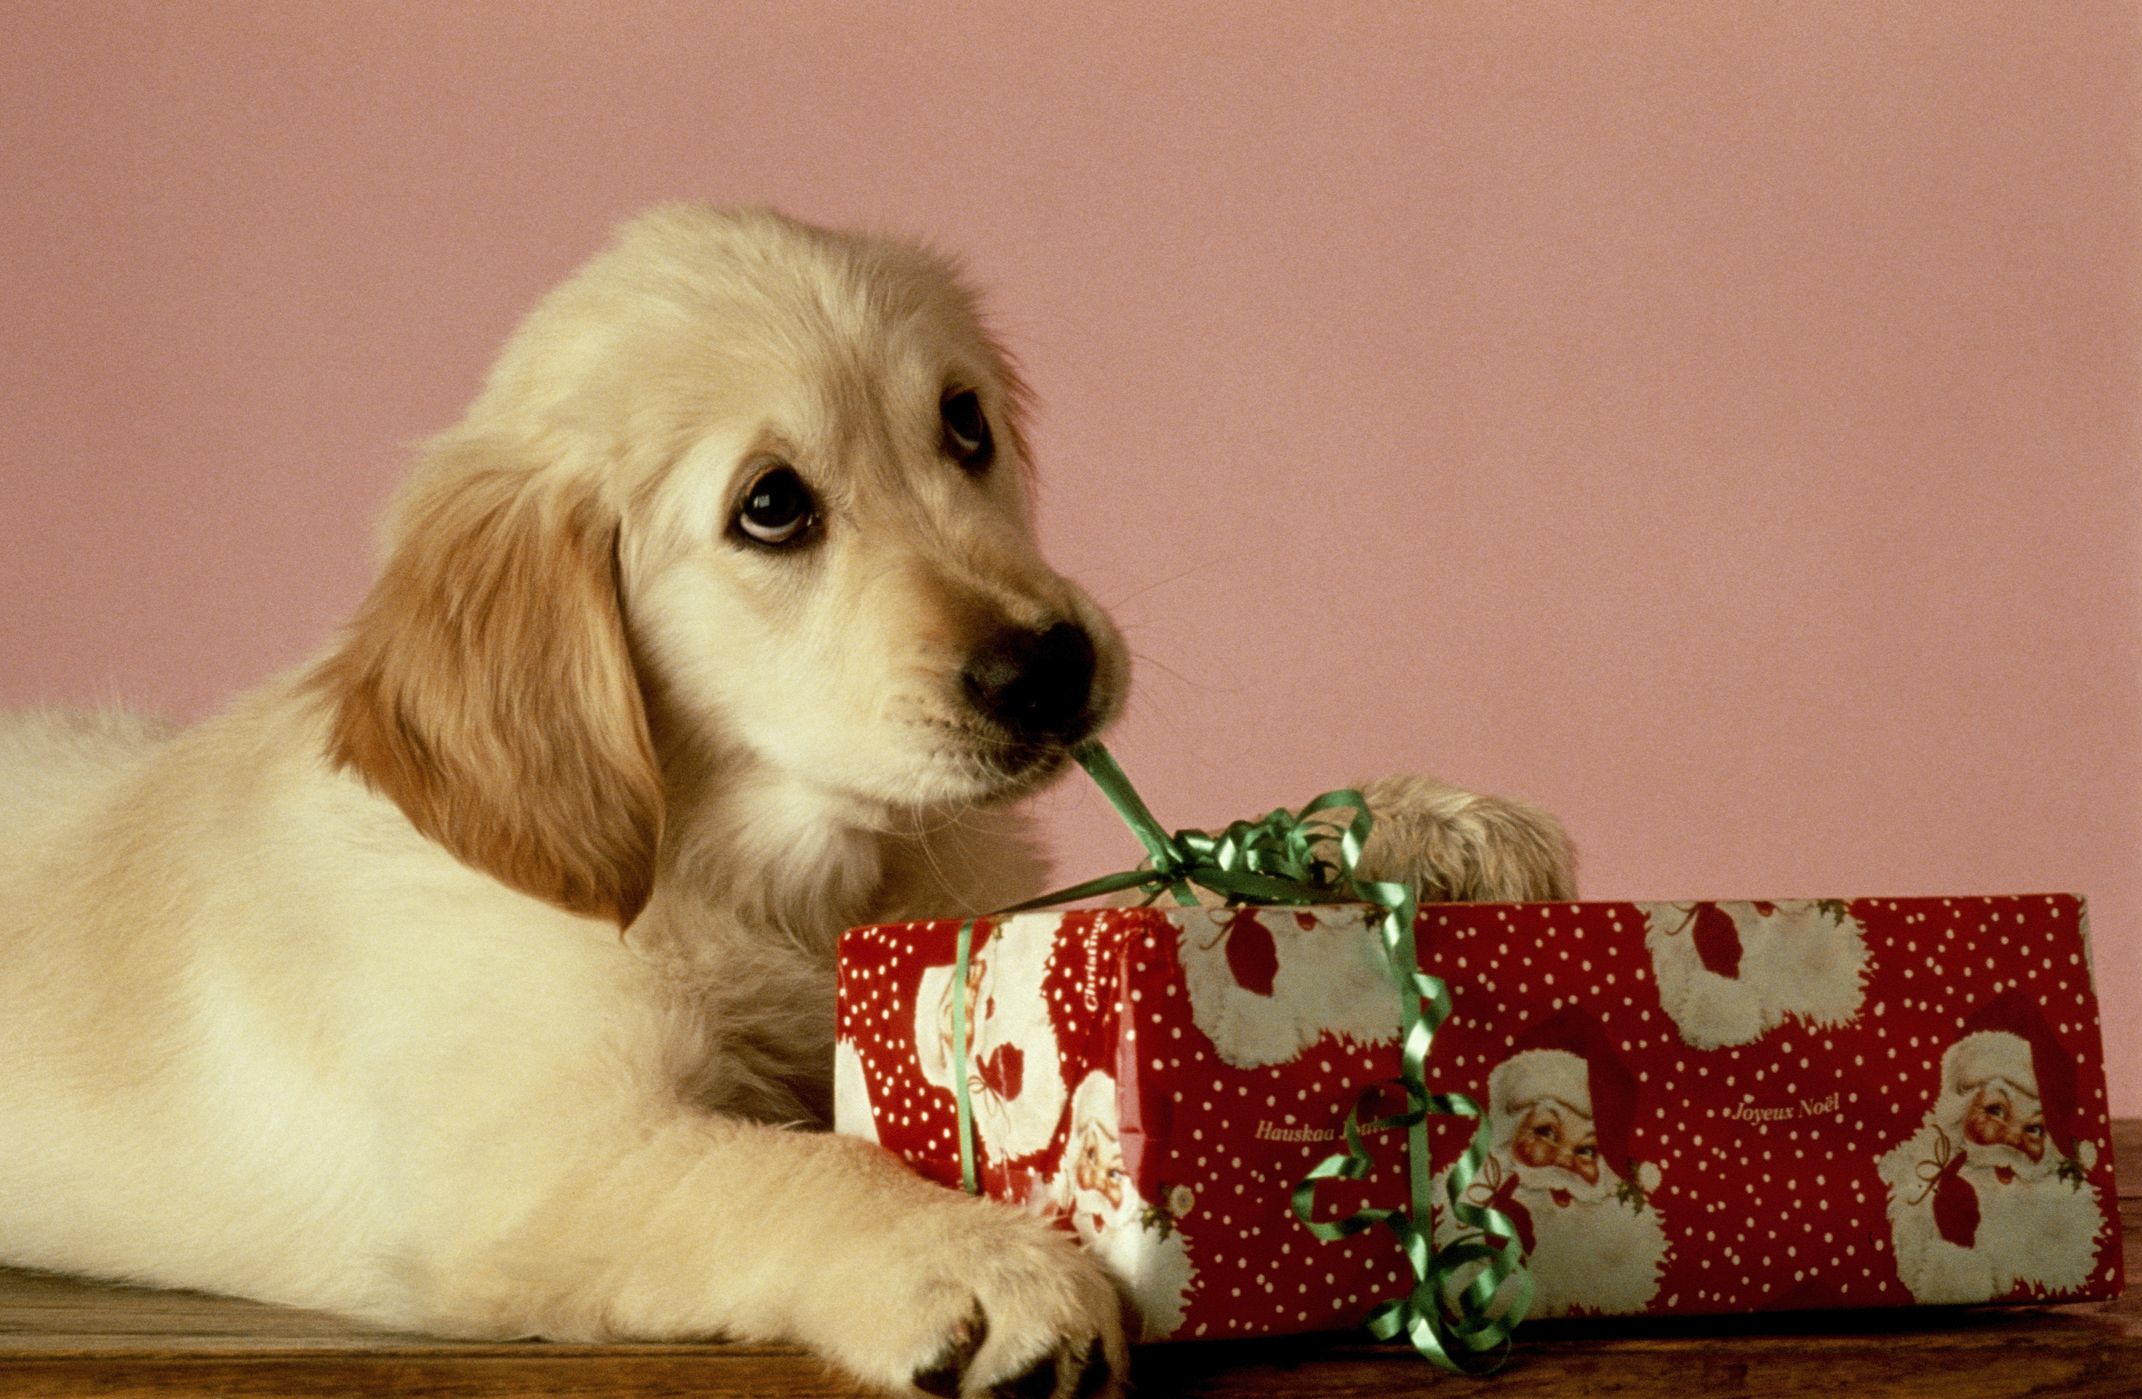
xmin=946 ymin=742 xmax=1531 ymax=1371
xmin=951 ymin=911 xmax=980 ymax=1195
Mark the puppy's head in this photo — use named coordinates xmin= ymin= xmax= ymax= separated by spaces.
xmin=312 ymin=206 xmax=1127 ymax=925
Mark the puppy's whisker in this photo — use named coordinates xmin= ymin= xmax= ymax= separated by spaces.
xmin=903 ymin=802 xmax=992 ymax=907
xmin=1126 ymin=648 xmax=1201 ymax=694
xmin=1099 ymin=559 xmax=1220 ymax=611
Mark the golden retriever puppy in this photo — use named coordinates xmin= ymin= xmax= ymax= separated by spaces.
xmin=0 ymin=206 xmax=1574 ymax=1397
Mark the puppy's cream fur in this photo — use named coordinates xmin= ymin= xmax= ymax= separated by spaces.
xmin=0 ymin=206 xmax=1574 ymax=1396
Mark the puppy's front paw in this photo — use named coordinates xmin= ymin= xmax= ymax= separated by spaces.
xmin=1352 ymin=773 xmax=1577 ymax=902
xmin=841 ymin=1198 xmax=1126 ymax=1398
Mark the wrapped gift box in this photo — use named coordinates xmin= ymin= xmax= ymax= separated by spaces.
xmin=833 ymin=895 xmax=2123 ymax=1341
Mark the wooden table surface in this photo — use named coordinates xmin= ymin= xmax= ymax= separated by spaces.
xmin=2 ymin=1121 xmax=2134 ymax=1397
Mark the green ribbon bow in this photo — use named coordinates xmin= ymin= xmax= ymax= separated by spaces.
xmin=946 ymin=741 xmax=1532 ymax=1371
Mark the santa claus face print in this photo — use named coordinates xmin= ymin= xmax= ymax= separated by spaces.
xmin=929 ymin=952 xmax=991 ymax=1073
xmin=1961 ymin=1082 xmax=2047 ymax=1167
xmin=1510 ymin=1101 xmax=1601 ymax=1187
xmin=1070 ymin=1110 xmax=1129 ymax=1231
xmin=911 ymin=928 xmax=1067 ymax=1162
xmin=927 ymin=950 xmax=1030 ymax=1113
xmin=1437 ymin=1127 xmax=1668 ymax=1317
xmin=1878 ymin=1022 xmax=2106 ymax=1305
xmin=1049 ymin=1070 xmax=1195 ymax=1340
xmin=1453 ymin=1026 xmax=1670 ymax=1317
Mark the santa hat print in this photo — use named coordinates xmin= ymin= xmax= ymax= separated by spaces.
xmin=1688 ymin=903 xmax=1745 ymax=979
xmin=1945 ymin=988 xmax=2091 ymax=1165
xmin=1643 ymin=901 xmax=1870 ymax=1050
xmin=1173 ymin=907 xmax=1398 ymax=1069
xmin=1488 ymin=1007 xmax=1644 ymax=1179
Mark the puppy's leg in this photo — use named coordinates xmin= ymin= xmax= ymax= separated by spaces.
xmin=406 ymin=1115 xmax=1125 ymax=1399
xmin=1350 ymin=774 xmax=1577 ymax=902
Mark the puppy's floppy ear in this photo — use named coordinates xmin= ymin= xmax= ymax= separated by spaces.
xmin=310 ymin=436 xmax=663 ymax=926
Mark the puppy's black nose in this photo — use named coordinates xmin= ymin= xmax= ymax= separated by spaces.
xmin=962 ymin=621 xmax=1096 ymax=742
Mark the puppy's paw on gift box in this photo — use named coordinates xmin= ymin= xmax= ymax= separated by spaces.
xmin=1351 ymin=773 xmax=1577 ymax=902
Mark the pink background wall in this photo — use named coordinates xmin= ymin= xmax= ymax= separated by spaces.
xmin=4 ymin=3 xmax=2136 ymax=1108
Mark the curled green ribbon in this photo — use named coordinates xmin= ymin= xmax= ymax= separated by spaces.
xmin=947 ymin=742 xmax=1532 ymax=1371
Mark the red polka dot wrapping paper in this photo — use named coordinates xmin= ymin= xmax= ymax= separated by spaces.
xmin=833 ymin=895 xmax=2122 ymax=1342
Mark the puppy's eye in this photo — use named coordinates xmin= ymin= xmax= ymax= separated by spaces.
xmin=941 ymin=388 xmax=993 ymax=472
xmin=733 ymin=465 xmax=816 ymax=547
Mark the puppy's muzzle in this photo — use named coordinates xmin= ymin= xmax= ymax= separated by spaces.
xmin=961 ymin=621 xmax=1097 ymax=744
